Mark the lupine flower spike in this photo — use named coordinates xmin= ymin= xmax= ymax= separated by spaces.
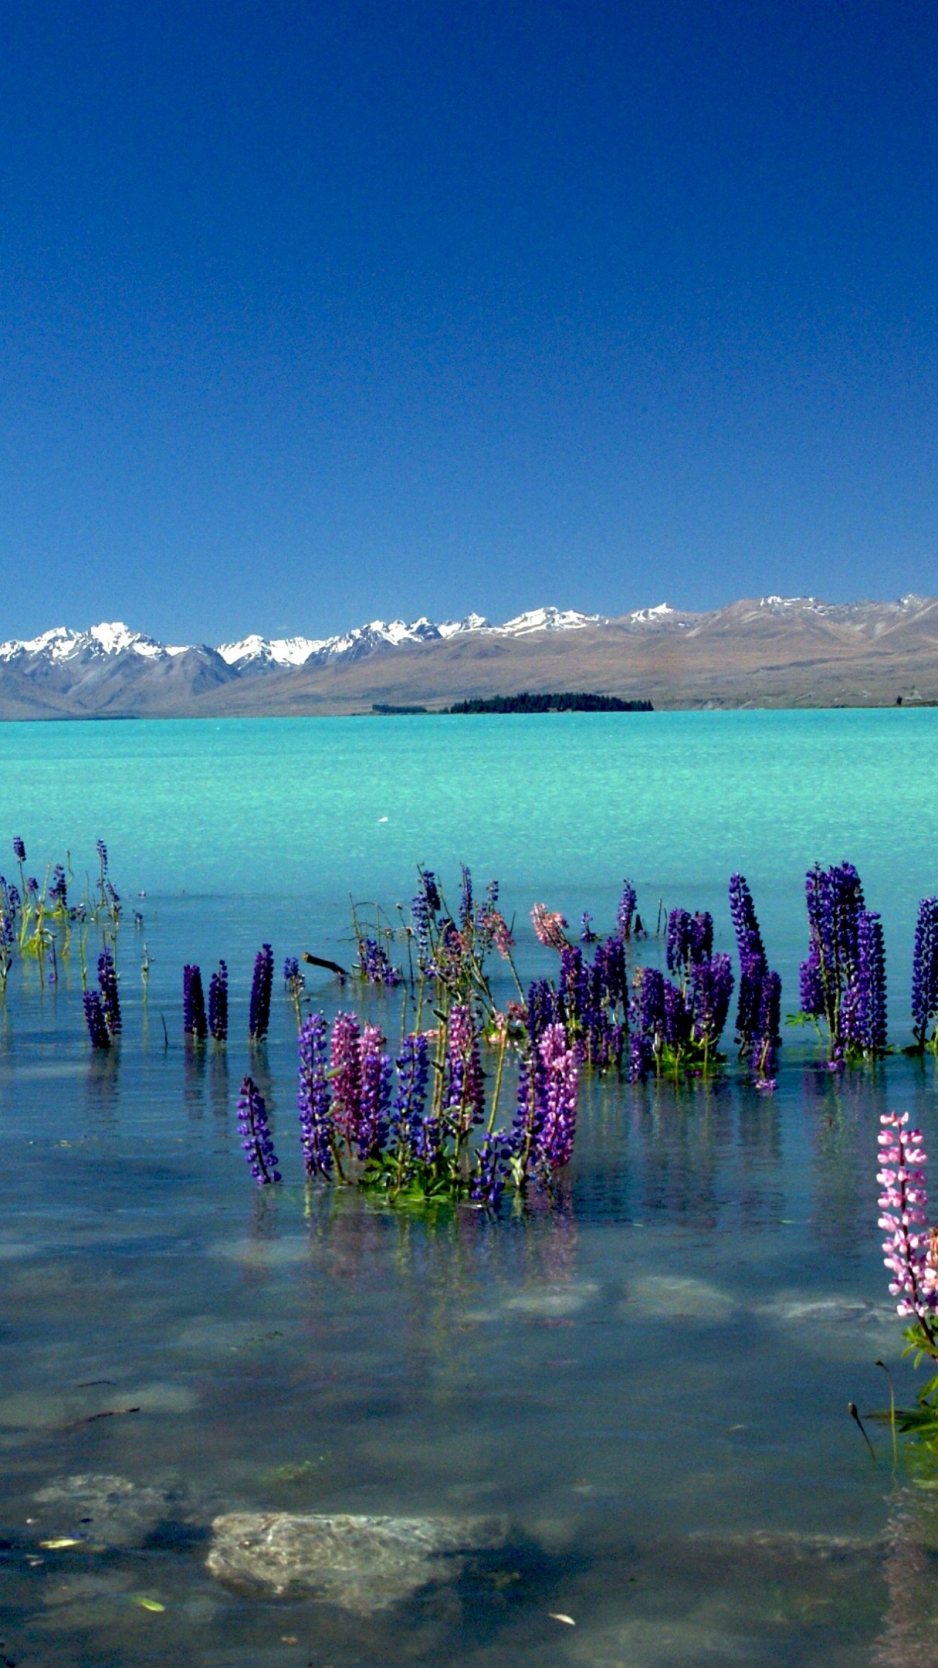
xmin=878 ymin=1112 xmax=938 ymax=1353
xmin=208 ymin=961 xmax=228 ymax=1042
xmin=297 ymin=1014 xmax=335 ymax=1179
xmin=237 ymin=1075 xmax=281 ymax=1185
xmin=249 ymin=944 xmax=274 ymax=1041
xmin=83 ymin=990 xmax=111 ymax=1050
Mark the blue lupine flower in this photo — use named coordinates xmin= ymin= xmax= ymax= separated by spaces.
xmin=208 ymin=961 xmax=228 ymax=1042
xmin=249 ymin=944 xmax=274 ymax=1041
xmin=83 ymin=990 xmax=111 ymax=1050
xmin=237 ymin=1075 xmax=281 ymax=1184
xmin=183 ymin=964 xmax=207 ymax=1040
xmin=297 ymin=1013 xmax=334 ymax=1178
xmin=97 ymin=950 xmax=121 ymax=1035
xmin=912 ymin=897 xmax=938 ymax=1047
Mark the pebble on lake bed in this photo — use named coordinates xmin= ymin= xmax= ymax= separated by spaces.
xmin=206 ymin=1511 xmax=509 ymax=1612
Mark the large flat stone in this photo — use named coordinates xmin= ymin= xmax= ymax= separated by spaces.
xmin=207 ymin=1510 xmax=508 ymax=1611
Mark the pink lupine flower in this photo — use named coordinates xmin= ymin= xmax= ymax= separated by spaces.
xmin=531 ymin=903 xmax=569 ymax=952
xmin=329 ymin=1011 xmax=362 ymax=1141
xmin=878 ymin=1112 xmax=938 ymax=1339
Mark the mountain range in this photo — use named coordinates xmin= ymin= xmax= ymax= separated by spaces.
xmin=1 ymin=595 xmax=937 ymax=718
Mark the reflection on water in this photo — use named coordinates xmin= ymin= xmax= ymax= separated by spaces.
xmin=1 ymin=960 xmax=937 ymax=1664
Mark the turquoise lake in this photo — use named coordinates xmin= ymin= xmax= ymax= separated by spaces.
xmin=2 ymin=709 xmax=938 ymax=1665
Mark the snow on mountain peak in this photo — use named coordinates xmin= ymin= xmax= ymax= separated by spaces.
xmin=0 ymin=604 xmax=606 ymax=675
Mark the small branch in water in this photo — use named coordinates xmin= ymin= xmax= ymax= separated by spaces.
xmin=302 ymin=953 xmax=348 ymax=982
xmin=848 ymin=1400 xmax=877 ymax=1463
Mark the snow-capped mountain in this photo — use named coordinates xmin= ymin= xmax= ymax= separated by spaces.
xmin=3 ymin=595 xmax=934 ymax=720
xmin=0 ymin=622 xmax=186 ymax=665
xmin=211 ymin=607 xmax=601 ymax=673
xmin=0 ymin=606 xmax=610 ymax=701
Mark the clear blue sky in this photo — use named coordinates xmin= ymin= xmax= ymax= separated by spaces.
xmin=2 ymin=0 xmax=937 ymax=642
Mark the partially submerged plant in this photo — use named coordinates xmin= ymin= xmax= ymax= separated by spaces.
xmin=870 ymin=1113 xmax=938 ymax=1451
xmin=798 ymin=861 xmax=887 ymax=1062
xmin=238 ymin=1075 xmax=281 ymax=1185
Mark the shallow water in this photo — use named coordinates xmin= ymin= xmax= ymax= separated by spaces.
xmin=2 ymin=711 xmax=938 ymax=1664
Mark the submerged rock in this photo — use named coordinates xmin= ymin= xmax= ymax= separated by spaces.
xmin=33 ymin=1473 xmax=197 ymax=1548
xmin=207 ymin=1511 xmax=508 ymax=1611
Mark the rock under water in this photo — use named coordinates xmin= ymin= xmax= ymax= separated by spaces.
xmin=206 ymin=1511 xmax=509 ymax=1611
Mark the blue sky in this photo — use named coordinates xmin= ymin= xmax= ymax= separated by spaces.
xmin=2 ymin=0 xmax=937 ymax=641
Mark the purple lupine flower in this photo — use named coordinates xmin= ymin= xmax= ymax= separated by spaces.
xmin=459 ymin=863 xmax=474 ymax=930
xmin=83 ymin=989 xmax=111 ymax=1050
xmin=410 ymin=890 xmax=434 ymax=973
xmin=633 ymin=965 xmax=665 ymax=1037
xmin=49 ymin=864 xmax=68 ymax=907
xmin=248 ymin=943 xmax=274 ymax=1041
xmin=237 ymin=1075 xmax=281 ymax=1185
xmin=357 ymin=937 xmax=402 ymax=986
xmin=751 ymin=968 xmax=782 ymax=1085
xmin=690 ymin=952 xmax=734 ymax=1052
xmin=666 ymin=909 xmax=692 ymax=975
xmin=593 ymin=934 xmax=627 ymax=1009
xmin=97 ymin=949 xmax=121 ymax=1035
xmin=878 ymin=1112 xmax=938 ymax=1337
xmin=420 ymin=869 xmax=441 ymax=914
xmin=183 ymin=964 xmax=207 ymax=1040
xmin=912 ymin=897 xmax=938 ymax=1048
xmin=527 ymin=978 xmax=562 ymax=1044
xmin=662 ymin=979 xmax=692 ymax=1049
xmin=580 ymin=910 xmax=598 ymax=943
xmin=854 ymin=909 xmax=887 ymax=1054
xmin=799 ymin=942 xmax=824 ymax=1016
xmin=626 ymin=1028 xmax=655 ymax=1082
xmin=96 ymin=839 xmax=108 ymax=873
xmin=26 ymin=876 xmax=38 ymax=898
xmin=329 ymin=1011 xmax=362 ymax=1143
xmin=729 ymin=873 xmax=768 ymax=1044
xmin=471 ymin=1131 xmax=511 ymax=1208
xmin=12 ymin=837 xmax=25 ymax=865
xmin=297 ymin=1013 xmax=334 ymax=1178
xmin=6 ymin=883 xmax=19 ymax=916
xmin=559 ymin=945 xmax=589 ymax=1029
xmin=356 ymin=1023 xmax=391 ymax=1159
xmin=689 ymin=911 xmax=713 ymax=964
xmin=283 ymin=956 xmax=300 ymax=984
xmin=616 ymin=879 xmax=637 ymax=939
xmin=391 ymin=1031 xmax=429 ymax=1157
xmin=536 ymin=1022 xmax=578 ymax=1171
xmin=445 ymin=1003 xmax=485 ymax=1133
xmin=208 ymin=960 xmax=228 ymax=1042
xmin=803 ymin=861 xmax=865 ymax=1029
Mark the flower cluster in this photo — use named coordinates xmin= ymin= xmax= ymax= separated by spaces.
xmin=297 ymin=1013 xmax=334 ymax=1178
xmin=208 ymin=961 xmax=228 ymax=1042
xmin=728 ymin=875 xmax=782 ymax=1081
xmin=265 ymin=986 xmax=582 ymax=1207
xmin=627 ymin=908 xmax=734 ymax=1081
xmin=183 ymin=964 xmax=207 ymax=1041
xmin=355 ymin=937 xmax=402 ymax=986
xmin=531 ymin=903 xmax=570 ymax=951
xmin=237 ymin=1075 xmax=281 ymax=1185
xmin=82 ymin=950 xmax=122 ymax=1049
xmin=799 ymin=862 xmax=887 ymax=1059
xmin=912 ymin=897 xmax=938 ymax=1051
xmin=878 ymin=1112 xmax=938 ymax=1340
xmin=404 ymin=865 xmax=510 ymax=998
xmin=97 ymin=949 xmax=121 ymax=1036
xmin=472 ymin=1020 xmax=579 ymax=1207
xmin=249 ymin=944 xmax=274 ymax=1042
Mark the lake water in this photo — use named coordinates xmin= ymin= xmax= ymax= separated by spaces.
xmin=2 ymin=709 xmax=938 ymax=1665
